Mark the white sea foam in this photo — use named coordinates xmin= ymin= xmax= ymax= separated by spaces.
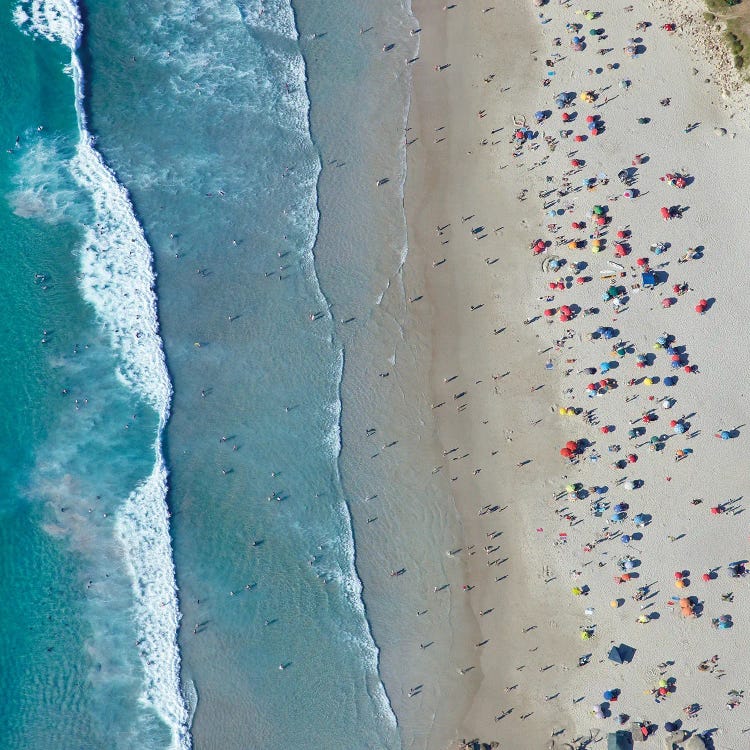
xmin=15 ymin=1 xmax=190 ymax=747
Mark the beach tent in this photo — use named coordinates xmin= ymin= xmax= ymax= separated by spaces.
xmin=641 ymin=272 xmax=656 ymax=289
xmin=608 ymin=643 xmax=635 ymax=664
xmin=607 ymin=730 xmax=633 ymax=750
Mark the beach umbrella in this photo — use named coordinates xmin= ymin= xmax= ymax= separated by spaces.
xmin=571 ymin=220 xmax=581 ymax=229
xmin=586 ymin=382 xmax=597 ymax=391
xmin=674 ymin=571 xmax=683 ymax=580
xmin=624 ymin=481 xmax=636 ymax=491
xmin=669 ymin=419 xmax=677 ymax=428
xmin=566 ymin=440 xmax=579 ymax=451
xmin=720 ymin=430 xmax=731 ymax=440
xmin=585 ymin=115 xmax=595 ymax=124
xmin=643 ymin=377 xmax=653 ymax=386
xmin=560 ymin=447 xmax=573 ymax=458
xmin=616 ymin=230 xmax=628 ymax=239
xmin=611 ymin=512 xmax=625 ymax=522
xmin=621 ymin=535 xmax=631 ymax=544
xmin=572 ymin=586 xmax=583 ymax=595
xmin=710 ymin=506 xmax=722 ymax=515
xmin=670 ymin=360 xmax=681 ymax=369
xmin=544 ymin=308 xmax=555 ymax=317
xmin=563 ymin=112 xmax=571 ymax=122
xmin=566 ymin=407 xmax=576 ymax=416
xmin=675 ymin=579 xmax=686 ymax=589
xmin=665 ymin=722 xmax=676 ymax=733
xmin=597 ymin=326 xmax=607 ymax=335
xmin=660 ymin=206 xmax=670 ymax=219
xmin=560 ymin=305 xmax=571 ymax=315
xmin=614 ymin=503 xmax=626 ymax=513
xmin=623 ymin=190 xmax=633 ymax=199
xmin=603 ymin=690 xmax=615 ymax=700
xmin=600 ymin=425 xmax=610 ymax=434
xmin=576 ymin=276 xmax=587 ymax=285
xmin=633 ymin=513 xmax=646 ymax=525
xmin=627 ymin=429 xmax=637 ymax=439
xmin=624 ymin=560 xmax=635 ymax=570
xmin=599 ymin=379 xmax=608 ymax=388
xmin=636 ymin=257 xmax=648 ymax=267
xmin=610 ymin=600 xmax=620 ymax=608
xmin=559 ymin=406 xmax=567 ymax=415
xmin=662 ymin=298 xmax=673 ymax=308
xmin=600 ymin=362 xmax=610 ymax=373
xmin=664 ymin=376 xmax=676 ymax=386
xmin=662 ymin=399 xmax=673 ymax=409
xmin=702 ymin=573 xmax=711 ymax=582
xmin=574 ymin=134 xmax=585 ymax=142
xmin=627 ymin=453 xmax=637 ymax=463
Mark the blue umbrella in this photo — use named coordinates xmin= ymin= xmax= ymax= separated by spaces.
xmin=614 ymin=503 xmax=626 ymax=513
xmin=603 ymin=690 xmax=615 ymax=701
xmin=621 ymin=535 xmax=631 ymax=544
xmin=674 ymin=423 xmax=686 ymax=434
xmin=603 ymin=329 xmax=615 ymax=340
xmin=600 ymin=362 xmax=610 ymax=373
xmin=664 ymin=376 xmax=675 ymax=386
xmin=611 ymin=512 xmax=625 ymax=522
xmin=671 ymin=361 xmax=681 ymax=369
xmin=656 ymin=336 xmax=668 ymax=347
xmin=633 ymin=513 xmax=647 ymax=525
xmin=721 ymin=431 xmax=731 ymax=440
xmin=666 ymin=347 xmax=676 ymax=355
xmin=597 ymin=326 xmax=608 ymax=335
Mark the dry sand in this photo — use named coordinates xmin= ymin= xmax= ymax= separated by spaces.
xmin=401 ymin=0 xmax=750 ymax=747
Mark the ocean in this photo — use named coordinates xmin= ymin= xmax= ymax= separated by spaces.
xmin=0 ymin=0 xmax=471 ymax=747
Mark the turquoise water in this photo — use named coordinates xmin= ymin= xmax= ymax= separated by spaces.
xmin=0 ymin=0 xmax=427 ymax=747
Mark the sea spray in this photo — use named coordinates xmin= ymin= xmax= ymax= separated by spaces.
xmin=15 ymin=1 xmax=190 ymax=747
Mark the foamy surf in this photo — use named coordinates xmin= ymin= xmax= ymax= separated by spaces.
xmin=15 ymin=1 xmax=190 ymax=747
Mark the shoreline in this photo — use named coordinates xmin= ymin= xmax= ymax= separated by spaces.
xmin=402 ymin=0 xmax=750 ymax=747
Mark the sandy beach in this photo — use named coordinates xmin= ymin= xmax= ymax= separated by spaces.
xmin=401 ymin=0 xmax=750 ymax=747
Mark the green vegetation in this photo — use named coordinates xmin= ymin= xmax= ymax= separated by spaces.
xmin=703 ymin=0 xmax=750 ymax=72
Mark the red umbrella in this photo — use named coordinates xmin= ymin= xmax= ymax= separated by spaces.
xmin=661 ymin=298 xmax=673 ymax=308
xmin=670 ymin=354 xmax=680 ymax=362
xmin=660 ymin=206 xmax=670 ymax=220
xmin=536 ymin=240 xmax=545 ymax=248
xmin=596 ymin=216 xmax=606 ymax=225
xmin=572 ymin=221 xmax=581 ymax=229
xmin=601 ymin=425 xmax=610 ymax=433
xmin=556 ymin=281 xmax=565 ymax=290
xmin=559 ymin=313 xmax=570 ymax=322
xmin=701 ymin=573 xmax=711 ymax=582
xmin=635 ymin=361 xmax=645 ymax=368
xmin=544 ymin=308 xmax=555 ymax=317
xmin=674 ymin=571 xmax=683 ymax=580
xmin=515 ymin=130 xmax=525 ymax=139
xmin=576 ymin=276 xmax=587 ymax=284
xmin=710 ymin=506 xmax=721 ymax=515
xmin=562 ymin=112 xmax=571 ymax=122
xmin=636 ymin=257 xmax=648 ymax=267
xmin=699 ymin=299 xmax=707 ymax=306
xmin=684 ymin=365 xmax=694 ymax=373
xmin=585 ymin=115 xmax=594 ymax=123
xmin=586 ymin=382 xmax=596 ymax=391
xmin=672 ymin=284 xmax=680 ymax=293
xmin=548 ymin=282 xmax=556 ymax=290
xmin=565 ymin=440 xmax=578 ymax=451
xmin=642 ymin=414 xmax=653 ymax=423
xmin=560 ymin=305 xmax=571 ymax=315
xmin=574 ymin=134 xmax=585 ymax=142
xmin=560 ymin=447 xmax=572 ymax=458
xmin=669 ymin=420 xmax=677 ymax=428
xmin=599 ymin=379 xmax=608 ymax=388
xmin=627 ymin=454 xmax=637 ymax=463
xmin=695 ymin=304 xmax=706 ymax=313
xmin=590 ymin=128 xmax=599 ymax=136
